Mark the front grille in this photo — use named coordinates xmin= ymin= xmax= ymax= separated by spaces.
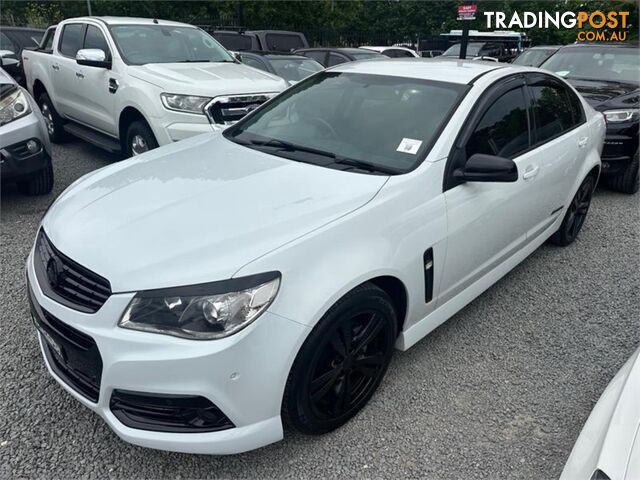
xmin=110 ymin=390 xmax=235 ymax=433
xmin=28 ymin=285 xmax=103 ymax=402
xmin=206 ymin=94 xmax=275 ymax=125
xmin=34 ymin=230 xmax=111 ymax=313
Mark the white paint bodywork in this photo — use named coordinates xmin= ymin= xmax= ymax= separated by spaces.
xmin=359 ymin=46 xmax=420 ymax=57
xmin=561 ymin=348 xmax=640 ymax=480
xmin=28 ymin=59 xmax=605 ymax=454
xmin=21 ymin=16 xmax=287 ymax=145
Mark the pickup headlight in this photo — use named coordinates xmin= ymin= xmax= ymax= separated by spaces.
xmin=0 ymin=87 xmax=32 ymax=126
xmin=119 ymin=272 xmax=280 ymax=340
xmin=161 ymin=93 xmax=211 ymax=114
xmin=603 ymin=109 xmax=639 ymax=123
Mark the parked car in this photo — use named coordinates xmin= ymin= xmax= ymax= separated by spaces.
xmin=0 ymin=67 xmax=53 ymax=195
xmin=541 ymin=43 xmax=639 ymax=194
xmin=561 ymin=347 xmax=640 ymax=480
xmin=21 ymin=17 xmax=287 ymax=157
xmin=512 ymin=45 xmax=561 ymax=67
xmin=294 ymin=47 xmax=382 ymax=67
xmin=238 ymin=51 xmax=323 ymax=85
xmin=212 ymin=30 xmax=308 ymax=52
xmin=359 ymin=46 xmax=419 ymax=58
xmin=27 ymin=58 xmax=604 ymax=454
xmin=441 ymin=42 xmax=513 ymax=62
xmin=0 ymin=26 xmax=45 ymax=85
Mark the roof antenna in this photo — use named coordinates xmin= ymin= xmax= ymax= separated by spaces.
xmin=153 ymin=18 xmax=159 ymax=24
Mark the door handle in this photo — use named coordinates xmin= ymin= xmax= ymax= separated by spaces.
xmin=51 ymin=64 xmax=59 ymax=71
xmin=578 ymin=137 xmax=589 ymax=148
xmin=75 ymin=72 xmax=84 ymax=79
xmin=523 ymin=165 xmax=539 ymax=180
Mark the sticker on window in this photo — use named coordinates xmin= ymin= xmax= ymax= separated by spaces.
xmin=397 ymin=138 xmax=423 ymax=155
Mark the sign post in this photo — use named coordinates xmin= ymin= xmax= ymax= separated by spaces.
xmin=457 ymin=4 xmax=477 ymax=60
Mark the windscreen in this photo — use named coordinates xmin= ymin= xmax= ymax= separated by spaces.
xmin=111 ymin=25 xmax=234 ymax=65
xmin=225 ymin=72 xmax=465 ymax=174
xmin=443 ymin=43 xmax=483 ymax=57
xmin=269 ymin=57 xmax=323 ymax=83
xmin=512 ymin=48 xmax=557 ymax=67
xmin=541 ymin=47 xmax=639 ymax=84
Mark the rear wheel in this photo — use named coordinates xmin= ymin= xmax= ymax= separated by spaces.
xmin=17 ymin=162 xmax=54 ymax=196
xmin=605 ymin=152 xmax=639 ymax=195
xmin=125 ymin=120 xmax=158 ymax=158
xmin=549 ymin=174 xmax=595 ymax=246
xmin=37 ymin=93 xmax=66 ymax=143
xmin=282 ymin=283 xmax=397 ymax=434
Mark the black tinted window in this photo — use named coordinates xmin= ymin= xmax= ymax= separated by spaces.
xmin=264 ymin=33 xmax=305 ymax=52
xmin=84 ymin=25 xmax=109 ymax=53
xmin=241 ymin=55 xmax=268 ymax=71
xmin=59 ymin=23 xmax=84 ymax=57
xmin=530 ymin=84 xmax=574 ymax=144
xmin=467 ymin=87 xmax=530 ymax=158
xmin=42 ymin=29 xmax=55 ymax=51
xmin=301 ymin=51 xmax=326 ymax=65
xmin=328 ymin=53 xmax=348 ymax=66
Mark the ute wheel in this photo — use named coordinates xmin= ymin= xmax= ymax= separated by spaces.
xmin=17 ymin=162 xmax=54 ymax=196
xmin=550 ymin=174 xmax=595 ymax=247
xmin=282 ymin=283 xmax=397 ymax=435
xmin=125 ymin=120 xmax=158 ymax=158
xmin=38 ymin=93 xmax=66 ymax=143
xmin=605 ymin=152 xmax=639 ymax=195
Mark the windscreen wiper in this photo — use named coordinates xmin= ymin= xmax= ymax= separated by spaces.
xmin=248 ymin=138 xmax=396 ymax=174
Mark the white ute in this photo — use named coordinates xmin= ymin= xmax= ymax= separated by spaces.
xmin=22 ymin=17 xmax=287 ymax=157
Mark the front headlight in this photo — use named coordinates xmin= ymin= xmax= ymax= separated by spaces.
xmin=160 ymin=93 xmax=211 ymax=114
xmin=603 ymin=109 xmax=639 ymax=123
xmin=119 ymin=272 xmax=280 ymax=340
xmin=0 ymin=87 xmax=32 ymax=126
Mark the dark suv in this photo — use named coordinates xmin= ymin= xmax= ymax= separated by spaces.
xmin=541 ymin=43 xmax=639 ymax=194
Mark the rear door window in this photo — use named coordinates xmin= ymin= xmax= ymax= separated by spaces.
xmin=302 ymin=51 xmax=327 ymax=66
xmin=529 ymin=82 xmax=575 ymax=144
xmin=59 ymin=23 xmax=84 ymax=57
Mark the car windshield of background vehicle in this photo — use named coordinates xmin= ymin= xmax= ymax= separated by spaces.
xmin=443 ymin=43 xmax=483 ymax=56
xmin=269 ymin=58 xmax=323 ymax=83
xmin=350 ymin=51 xmax=382 ymax=60
xmin=225 ymin=72 xmax=465 ymax=174
xmin=512 ymin=49 xmax=556 ymax=67
xmin=110 ymin=25 xmax=235 ymax=65
xmin=541 ymin=48 xmax=640 ymax=84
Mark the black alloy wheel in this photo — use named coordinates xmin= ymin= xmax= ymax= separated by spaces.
xmin=550 ymin=174 xmax=595 ymax=246
xmin=282 ymin=283 xmax=397 ymax=434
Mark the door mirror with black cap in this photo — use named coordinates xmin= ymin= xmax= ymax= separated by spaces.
xmin=453 ymin=153 xmax=518 ymax=183
xmin=76 ymin=49 xmax=111 ymax=69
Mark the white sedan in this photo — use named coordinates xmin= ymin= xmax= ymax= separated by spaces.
xmin=561 ymin=348 xmax=640 ymax=480
xmin=27 ymin=59 xmax=605 ymax=454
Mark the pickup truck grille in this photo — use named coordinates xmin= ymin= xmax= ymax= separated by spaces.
xmin=206 ymin=94 xmax=276 ymax=125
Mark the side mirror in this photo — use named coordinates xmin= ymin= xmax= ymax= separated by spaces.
xmin=76 ymin=49 xmax=111 ymax=69
xmin=454 ymin=153 xmax=518 ymax=183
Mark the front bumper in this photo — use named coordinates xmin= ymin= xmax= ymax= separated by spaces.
xmin=26 ymin=251 xmax=309 ymax=454
xmin=0 ymin=107 xmax=52 ymax=180
xmin=600 ymin=123 xmax=638 ymax=176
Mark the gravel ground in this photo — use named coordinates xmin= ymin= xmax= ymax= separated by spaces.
xmin=1 ymin=139 xmax=638 ymax=479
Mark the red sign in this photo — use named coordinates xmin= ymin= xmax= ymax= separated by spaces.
xmin=457 ymin=4 xmax=477 ymax=20
xmin=457 ymin=4 xmax=477 ymax=14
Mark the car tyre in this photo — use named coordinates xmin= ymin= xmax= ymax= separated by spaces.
xmin=549 ymin=174 xmax=595 ymax=247
xmin=605 ymin=151 xmax=639 ymax=195
xmin=282 ymin=283 xmax=397 ymax=435
xmin=125 ymin=120 xmax=158 ymax=158
xmin=38 ymin=93 xmax=66 ymax=143
xmin=17 ymin=162 xmax=54 ymax=196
